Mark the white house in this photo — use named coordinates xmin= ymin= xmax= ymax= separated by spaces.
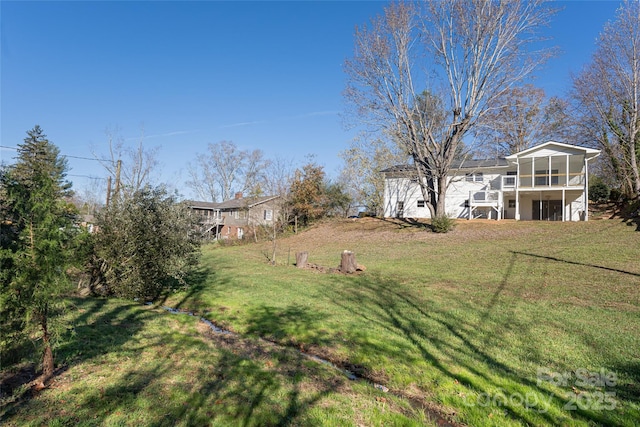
xmin=382 ymin=141 xmax=601 ymax=221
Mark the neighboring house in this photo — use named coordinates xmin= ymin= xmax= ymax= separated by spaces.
xmin=187 ymin=193 xmax=281 ymax=239
xmin=382 ymin=141 xmax=601 ymax=221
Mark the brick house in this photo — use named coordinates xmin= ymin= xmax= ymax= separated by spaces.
xmin=188 ymin=193 xmax=281 ymax=239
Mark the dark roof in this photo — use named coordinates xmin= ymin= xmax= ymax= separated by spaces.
xmin=380 ymin=165 xmax=417 ymax=174
xmin=451 ymin=158 xmax=509 ymax=169
xmin=186 ymin=200 xmax=220 ymax=209
xmin=187 ymin=195 xmax=280 ymax=211
xmin=381 ymin=157 xmax=509 ymax=175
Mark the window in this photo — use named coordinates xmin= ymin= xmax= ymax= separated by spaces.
xmin=263 ymin=209 xmax=273 ymax=220
xmin=466 ymin=172 xmax=483 ymax=182
xmin=417 ymin=200 xmax=426 ymax=208
xmin=535 ymin=170 xmax=559 ymax=186
xmin=508 ymin=200 xmax=516 ymax=208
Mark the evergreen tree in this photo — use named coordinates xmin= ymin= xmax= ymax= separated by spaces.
xmin=0 ymin=126 xmax=77 ymax=386
xmin=92 ymin=185 xmax=200 ymax=301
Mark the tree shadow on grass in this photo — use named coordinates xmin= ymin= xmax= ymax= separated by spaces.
xmin=243 ymin=305 xmax=332 ymax=349
xmin=327 ymin=272 xmax=624 ymax=426
xmin=511 ymin=251 xmax=640 ymax=277
xmin=0 ymin=297 xmax=160 ymax=422
xmin=157 ymin=265 xmax=217 ymax=311
xmin=609 ymin=359 xmax=640 ymax=404
xmin=625 ymin=216 xmax=640 ymax=232
xmin=166 ymin=340 xmax=340 ymax=427
xmin=379 ymin=216 xmax=432 ymax=231
xmin=2 ymin=296 xmax=348 ymax=426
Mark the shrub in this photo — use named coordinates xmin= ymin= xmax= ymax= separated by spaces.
xmin=589 ymin=179 xmax=610 ymax=202
xmin=92 ymin=186 xmax=200 ymax=301
xmin=609 ymin=187 xmax=624 ymax=203
xmin=430 ymin=215 xmax=456 ymax=233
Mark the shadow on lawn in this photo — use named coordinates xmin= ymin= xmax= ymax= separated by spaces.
xmin=0 ymin=297 xmax=160 ymax=422
xmin=512 ymin=251 xmax=640 ymax=277
xmin=163 ymin=265 xmax=218 ymax=311
xmin=380 ymin=216 xmax=432 ymax=230
xmin=328 ymin=271 xmax=622 ymax=426
xmin=3 ymin=284 xmax=342 ymax=426
xmin=168 ymin=343 xmax=339 ymax=426
xmin=51 ymin=325 xmax=336 ymax=426
xmin=244 ymin=304 xmax=332 ymax=348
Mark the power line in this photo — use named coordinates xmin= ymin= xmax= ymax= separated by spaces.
xmin=1 ymin=145 xmax=110 ymax=162
xmin=63 ymin=154 xmax=104 ymax=162
xmin=68 ymin=174 xmax=107 ymax=180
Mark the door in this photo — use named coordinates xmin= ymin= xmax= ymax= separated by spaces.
xmin=532 ymin=200 xmax=563 ymax=221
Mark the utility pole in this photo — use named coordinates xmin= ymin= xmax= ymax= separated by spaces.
xmin=114 ymin=159 xmax=122 ymax=198
xmin=105 ymin=176 xmax=112 ymax=208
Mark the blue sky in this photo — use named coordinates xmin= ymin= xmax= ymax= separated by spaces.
xmin=0 ymin=1 xmax=623 ymax=200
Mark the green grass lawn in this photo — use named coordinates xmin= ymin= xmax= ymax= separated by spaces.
xmin=2 ymin=218 xmax=639 ymax=426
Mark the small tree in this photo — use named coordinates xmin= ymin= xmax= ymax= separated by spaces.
xmin=324 ymin=181 xmax=353 ymax=218
xmin=92 ymin=186 xmax=200 ymax=301
xmin=0 ymin=126 xmax=78 ymax=386
xmin=287 ymin=161 xmax=328 ymax=226
xmin=340 ymin=135 xmax=408 ymax=216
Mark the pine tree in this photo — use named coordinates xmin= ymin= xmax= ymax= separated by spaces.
xmin=0 ymin=126 xmax=77 ymax=386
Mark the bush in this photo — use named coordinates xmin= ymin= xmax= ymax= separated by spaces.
xmin=609 ymin=187 xmax=624 ymax=203
xmin=589 ymin=179 xmax=610 ymax=202
xmin=430 ymin=215 xmax=456 ymax=233
xmin=91 ymin=186 xmax=200 ymax=301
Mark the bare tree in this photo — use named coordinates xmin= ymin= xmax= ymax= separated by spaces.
xmin=186 ymin=140 xmax=270 ymax=202
xmin=262 ymin=155 xmax=295 ymax=199
xmin=95 ymin=127 xmax=160 ymax=199
xmin=344 ymin=1 xmax=556 ymax=218
xmin=572 ymin=0 xmax=640 ymax=199
xmin=475 ymin=85 xmax=572 ymax=157
xmin=340 ymin=134 xmax=408 ymax=216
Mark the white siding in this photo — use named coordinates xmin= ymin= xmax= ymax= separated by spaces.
xmin=383 ymin=142 xmax=597 ymax=221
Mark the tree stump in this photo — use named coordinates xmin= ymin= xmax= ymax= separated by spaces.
xmin=296 ymin=251 xmax=308 ymax=268
xmin=340 ymin=250 xmax=357 ymax=274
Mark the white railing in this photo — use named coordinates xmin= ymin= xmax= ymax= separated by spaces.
xmin=469 ymin=190 xmax=501 ymax=205
xmin=502 ymin=175 xmax=516 ymax=189
xmin=500 ymin=173 xmax=586 ymax=189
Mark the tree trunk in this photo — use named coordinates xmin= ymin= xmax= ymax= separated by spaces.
xmin=295 ymin=251 xmax=308 ymax=268
xmin=271 ymin=223 xmax=277 ymax=264
xmin=41 ymin=340 xmax=54 ymax=382
xmin=435 ymin=175 xmax=448 ymax=217
xmin=339 ymin=250 xmax=357 ymax=274
xmin=35 ymin=306 xmax=54 ymax=388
